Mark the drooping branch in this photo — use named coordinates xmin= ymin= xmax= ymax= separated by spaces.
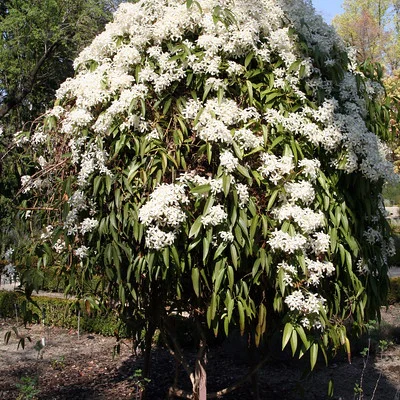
xmin=0 ymin=41 xmax=61 ymax=120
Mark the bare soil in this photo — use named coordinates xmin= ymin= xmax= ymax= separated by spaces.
xmin=0 ymin=306 xmax=399 ymax=400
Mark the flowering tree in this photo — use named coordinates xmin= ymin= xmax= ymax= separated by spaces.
xmin=15 ymin=0 xmax=397 ymax=398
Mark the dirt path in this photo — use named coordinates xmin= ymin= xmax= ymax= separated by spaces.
xmin=1 ymin=305 xmax=399 ymax=400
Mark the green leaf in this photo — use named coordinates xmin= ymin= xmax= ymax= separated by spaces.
xmin=191 ymin=184 xmax=211 ymax=194
xmin=227 ymin=265 xmax=234 ymax=290
xmin=214 ymin=268 xmax=225 ymax=293
xmin=328 ymin=379 xmax=334 ymax=398
xmin=270 ymin=136 xmax=284 ymax=149
xmin=295 ymin=325 xmax=310 ymax=349
xmin=213 ymin=242 xmax=227 ymax=260
xmin=245 ymin=52 xmax=254 ymax=69
xmin=230 ymin=244 xmax=238 ymax=269
xmin=282 ymin=322 xmax=293 ymax=350
xmin=222 ymin=173 xmax=231 ymax=196
xmin=236 ymin=164 xmax=251 ymax=179
xmin=192 ymin=267 xmax=200 ymax=297
xmin=290 ymin=329 xmax=298 ymax=355
xmin=237 ymin=300 xmax=245 ymax=335
xmin=246 ymin=80 xmax=253 ymax=105
xmin=310 ymin=343 xmax=319 ymax=370
xmin=189 ymin=215 xmax=203 ymax=238
xmin=267 ymin=189 xmax=279 ymax=211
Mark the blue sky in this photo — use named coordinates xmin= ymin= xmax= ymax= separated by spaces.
xmin=311 ymin=0 xmax=344 ymax=23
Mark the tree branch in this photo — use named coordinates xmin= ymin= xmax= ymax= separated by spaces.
xmin=0 ymin=40 xmax=61 ymax=119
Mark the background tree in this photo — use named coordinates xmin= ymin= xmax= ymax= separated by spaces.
xmin=333 ymin=0 xmax=392 ymax=65
xmin=14 ymin=0 xmax=398 ymax=399
xmin=333 ymin=0 xmax=400 ymax=199
xmin=0 ymin=0 xmax=122 ymax=262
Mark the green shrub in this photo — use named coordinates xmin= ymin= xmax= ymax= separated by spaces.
xmin=0 ymin=290 xmax=128 ymax=337
xmin=15 ymin=265 xmax=104 ymax=294
xmin=388 ymin=277 xmax=400 ymax=304
xmin=0 ymin=291 xmax=19 ymax=318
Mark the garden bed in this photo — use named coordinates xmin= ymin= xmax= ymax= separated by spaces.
xmin=1 ymin=305 xmax=399 ymax=400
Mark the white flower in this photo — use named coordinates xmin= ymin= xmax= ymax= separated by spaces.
xmin=278 ymin=261 xmax=297 ymax=286
xmin=53 ymin=239 xmax=66 ymax=254
xmin=75 ymin=246 xmax=89 ymax=259
xmin=145 ymin=226 xmax=176 ymax=250
xmin=233 ymin=128 xmax=263 ymax=150
xmin=268 ymin=230 xmax=307 ymax=254
xmin=298 ymin=159 xmax=320 ymax=181
xmin=80 ymin=218 xmax=99 ymax=234
xmin=3 ymin=264 xmax=16 ymax=282
xmin=139 ymin=184 xmax=188 ymax=228
xmin=258 ymin=153 xmax=294 ymax=184
xmin=306 ymin=258 xmax=335 ymax=286
xmin=236 ymin=183 xmax=249 ymax=208
xmin=219 ymin=231 xmax=234 ymax=242
xmin=4 ymin=248 xmax=14 ymax=262
xmin=363 ymin=227 xmax=382 ymax=245
xmin=285 ymin=290 xmax=326 ymax=315
xmin=202 ymin=205 xmax=227 ymax=227
xmin=273 ymin=204 xmax=324 ymax=234
xmin=210 ymin=179 xmax=223 ymax=195
xmin=310 ymin=232 xmax=330 ymax=255
xmin=220 ymin=150 xmax=238 ymax=173
xmin=284 ymin=181 xmax=315 ymax=205
xmin=40 ymin=225 xmax=54 ymax=240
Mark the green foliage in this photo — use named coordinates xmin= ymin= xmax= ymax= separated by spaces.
xmin=0 ymin=0 xmax=112 ymax=125
xmin=388 ymin=277 xmax=400 ymax=304
xmin=11 ymin=1 xmax=399 ymax=396
xmin=16 ymin=376 xmax=40 ymax=400
xmin=0 ymin=291 xmax=128 ymax=337
xmin=15 ymin=264 xmax=103 ymax=294
xmin=383 ymin=182 xmax=400 ymax=206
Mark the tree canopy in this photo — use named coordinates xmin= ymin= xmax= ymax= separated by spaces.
xmin=10 ymin=0 xmax=398 ymax=398
xmin=0 ymin=0 xmax=115 ymax=127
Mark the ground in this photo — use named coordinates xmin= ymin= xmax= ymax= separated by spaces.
xmin=0 ymin=306 xmax=399 ymax=400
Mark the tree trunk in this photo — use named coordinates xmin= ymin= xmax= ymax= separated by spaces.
xmin=141 ymin=322 xmax=155 ymax=400
xmin=193 ymin=339 xmax=207 ymax=400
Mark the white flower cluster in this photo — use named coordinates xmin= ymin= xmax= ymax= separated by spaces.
xmin=278 ymin=261 xmax=297 ymax=286
xmin=80 ymin=218 xmax=99 ymax=235
xmin=284 ymin=181 xmax=315 ymax=205
xmin=298 ymin=159 xmax=320 ymax=181
xmin=4 ymin=248 xmax=13 ymax=261
xmin=363 ymin=227 xmax=383 ymax=245
xmin=75 ymin=246 xmax=90 ymax=259
xmin=236 ymin=183 xmax=250 ymax=208
xmin=201 ymin=205 xmax=228 ymax=227
xmin=267 ymin=230 xmax=307 ymax=253
xmin=139 ymin=184 xmax=189 ymax=250
xmin=258 ymin=153 xmax=293 ymax=184
xmin=306 ymin=258 xmax=335 ymax=286
xmin=219 ymin=231 xmax=234 ymax=242
xmin=273 ymin=204 xmax=324 ymax=234
xmin=219 ymin=150 xmax=239 ymax=173
xmin=53 ymin=239 xmax=66 ymax=254
xmin=264 ymin=108 xmax=343 ymax=152
xmin=310 ymin=232 xmax=330 ymax=255
xmin=285 ymin=290 xmax=326 ymax=316
xmin=40 ymin=225 xmax=54 ymax=240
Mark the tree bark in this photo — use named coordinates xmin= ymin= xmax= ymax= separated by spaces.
xmin=193 ymin=339 xmax=207 ymax=400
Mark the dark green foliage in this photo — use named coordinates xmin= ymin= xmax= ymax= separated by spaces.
xmin=383 ymin=182 xmax=400 ymax=206
xmin=388 ymin=277 xmax=400 ymax=304
xmin=0 ymin=291 xmax=128 ymax=337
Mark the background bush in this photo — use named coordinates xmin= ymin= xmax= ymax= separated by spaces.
xmin=388 ymin=277 xmax=400 ymax=304
xmin=0 ymin=290 xmax=128 ymax=337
